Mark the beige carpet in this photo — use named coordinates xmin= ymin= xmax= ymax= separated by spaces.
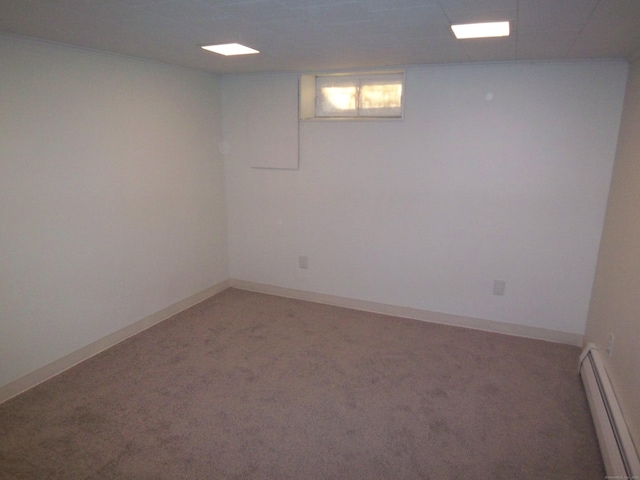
xmin=0 ymin=288 xmax=604 ymax=479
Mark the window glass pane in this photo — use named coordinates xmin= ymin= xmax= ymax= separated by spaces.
xmin=360 ymin=83 xmax=402 ymax=112
xmin=320 ymin=86 xmax=357 ymax=114
xmin=359 ymin=73 xmax=403 ymax=117
xmin=314 ymin=72 xmax=404 ymax=119
xmin=316 ymin=76 xmax=357 ymax=117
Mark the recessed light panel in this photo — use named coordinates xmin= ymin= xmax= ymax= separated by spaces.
xmin=201 ymin=43 xmax=259 ymax=56
xmin=451 ymin=21 xmax=510 ymax=39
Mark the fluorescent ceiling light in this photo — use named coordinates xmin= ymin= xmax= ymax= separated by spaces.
xmin=451 ymin=21 xmax=510 ymax=39
xmin=201 ymin=43 xmax=259 ymax=56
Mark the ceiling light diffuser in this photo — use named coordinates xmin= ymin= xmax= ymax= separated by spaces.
xmin=451 ymin=21 xmax=510 ymax=39
xmin=201 ymin=43 xmax=259 ymax=56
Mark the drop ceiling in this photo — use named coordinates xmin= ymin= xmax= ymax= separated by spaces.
xmin=1 ymin=0 xmax=640 ymax=75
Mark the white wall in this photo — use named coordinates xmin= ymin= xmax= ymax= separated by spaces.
xmin=0 ymin=35 xmax=228 ymax=388
xmin=586 ymin=56 xmax=640 ymax=451
xmin=223 ymin=61 xmax=627 ymax=337
xmin=0 ymin=36 xmax=629 ymax=393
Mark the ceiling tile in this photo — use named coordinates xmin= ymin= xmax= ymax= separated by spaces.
xmin=516 ymin=0 xmax=598 ymax=33
xmin=275 ymin=0 xmax=357 ymax=7
xmin=366 ymin=4 xmax=451 ymax=30
xmin=361 ymin=0 xmax=440 ymax=11
xmin=217 ymin=1 xmax=299 ymax=23
xmin=1 ymin=0 xmax=640 ymax=74
xmin=515 ymin=31 xmax=576 ymax=60
xmin=302 ymin=2 xmax=371 ymax=25
xmin=411 ymin=39 xmax=470 ymax=64
xmin=442 ymin=8 xmax=517 ymax=26
xmin=437 ymin=0 xmax=517 ymax=12
xmin=459 ymin=36 xmax=516 ymax=62
xmin=569 ymin=0 xmax=640 ymax=59
xmin=135 ymin=0 xmax=220 ymax=24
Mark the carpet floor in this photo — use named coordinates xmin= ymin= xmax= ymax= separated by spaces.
xmin=0 ymin=288 xmax=604 ymax=479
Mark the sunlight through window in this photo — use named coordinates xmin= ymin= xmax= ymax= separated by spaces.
xmin=320 ymin=86 xmax=357 ymax=114
xmin=313 ymin=72 xmax=404 ymax=119
xmin=360 ymin=83 xmax=402 ymax=109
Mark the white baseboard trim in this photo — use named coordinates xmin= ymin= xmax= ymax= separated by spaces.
xmin=579 ymin=343 xmax=640 ymax=477
xmin=1 ymin=278 xmax=582 ymax=405
xmin=0 ymin=279 xmax=231 ymax=405
xmin=230 ymin=279 xmax=583 ymax=346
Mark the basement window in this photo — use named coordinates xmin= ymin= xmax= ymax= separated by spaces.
xmin=300 ymin=71 xmax=404 ymax=120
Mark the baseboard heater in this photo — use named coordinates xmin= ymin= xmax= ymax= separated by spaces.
xmin=579 ymin=343 xmax=640 ymax=478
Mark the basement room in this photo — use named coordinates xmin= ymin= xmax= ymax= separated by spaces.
xmin=1 ymin=1 xmax=639 ymax=478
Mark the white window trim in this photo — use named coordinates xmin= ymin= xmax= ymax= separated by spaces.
xmin=300 ymin=70 xmax=405 ymax=121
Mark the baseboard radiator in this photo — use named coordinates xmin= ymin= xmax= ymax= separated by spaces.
xmin=579 ymin=343 xmax=640 ymax=478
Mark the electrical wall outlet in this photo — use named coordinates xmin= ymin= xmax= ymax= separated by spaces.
xmin=298 ymin=256 xmax=308 ymax=269
xmin=493 ymin=279 xmax=506 ymax=296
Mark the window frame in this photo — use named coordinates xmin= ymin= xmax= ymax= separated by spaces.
xmin=300 ymin=70 xmax=405 ymax=121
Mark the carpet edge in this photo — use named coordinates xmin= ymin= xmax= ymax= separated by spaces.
xmin=0 ymin=279 xmax=232 ymax=405
xmin=230 ymin=279 xmax=583 ymax=347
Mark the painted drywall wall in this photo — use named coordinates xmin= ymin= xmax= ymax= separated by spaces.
xmin=0 ymin=35 xmax=228 ymax=388
xmin=223 ymin=61 xmax=627 ymax=337
xmin=586 ymin=57 xmax=640 ymax=451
